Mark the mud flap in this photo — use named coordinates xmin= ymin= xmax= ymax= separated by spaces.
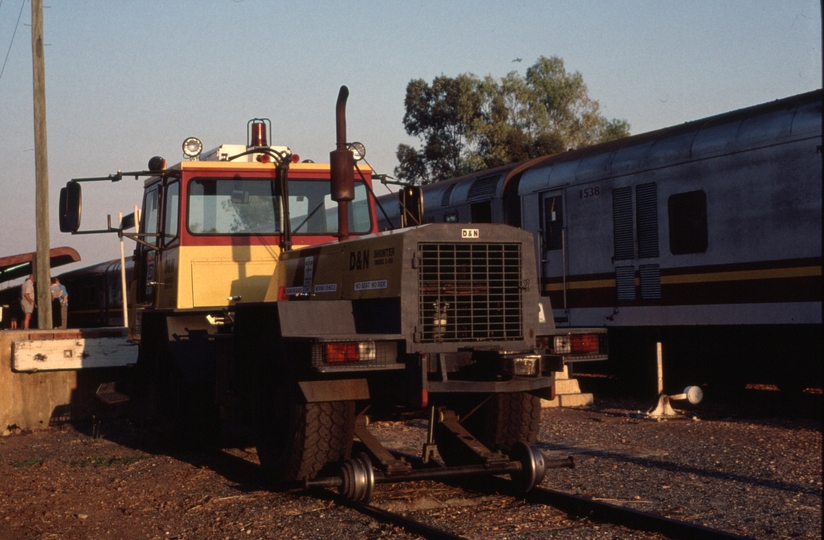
xmin=298 ymin=379 xmax=369 ymax=403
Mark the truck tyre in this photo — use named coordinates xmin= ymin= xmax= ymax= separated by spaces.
xmin=238 ymin=305 xmax=355 ymax=483
xmin=254 ymin=384 xmax=355 ymax=483
xmin=435 ymin=392 xmax=541 ymax=465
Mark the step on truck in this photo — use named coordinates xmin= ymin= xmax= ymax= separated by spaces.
xmin=59 ymin=87 xmax=607 ymax=500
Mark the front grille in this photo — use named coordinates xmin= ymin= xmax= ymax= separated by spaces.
xmin=418 ymin=243 xmax=523 ymax=342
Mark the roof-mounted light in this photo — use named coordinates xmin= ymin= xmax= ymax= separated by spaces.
xmin=182 ymin=137 xmax=202 ymax=160
xmin=247 ymin=118 xmax=271 ymax=148
xmin=148 ymin=156 xmax=166 ymax=172
xmin=348 ymin=141 xmax=366 ymax=161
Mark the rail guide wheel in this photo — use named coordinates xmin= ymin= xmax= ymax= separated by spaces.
xmin=509 ymin=441 xmax=547 ymax=493
xmin=338 ymin=453 xmax=375 ymax=503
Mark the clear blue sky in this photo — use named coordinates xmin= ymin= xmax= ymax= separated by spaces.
xmin=1 ymin=0 xmax=820 ymax=274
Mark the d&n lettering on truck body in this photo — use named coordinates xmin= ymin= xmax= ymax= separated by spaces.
xmin=58 ymin=87 xmax=606 ymax=494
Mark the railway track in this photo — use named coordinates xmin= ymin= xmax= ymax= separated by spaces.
xmin=526 ymin=485 xmax=750 ymax=539
xmin=335 ymin=481 xmax=753 ymax=540
xmin=301 ymin=422 xmax=757 ymax=539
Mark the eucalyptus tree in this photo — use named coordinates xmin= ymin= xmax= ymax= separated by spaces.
xmin=395 ymin=56 xmax=630 ymax=184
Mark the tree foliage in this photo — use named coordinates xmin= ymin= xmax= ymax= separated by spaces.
xmin=395 ymin=56 xmax=630 ymax=184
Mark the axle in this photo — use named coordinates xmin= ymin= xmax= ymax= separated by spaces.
xmin=304 ymin=443 xmax=574 ymax=503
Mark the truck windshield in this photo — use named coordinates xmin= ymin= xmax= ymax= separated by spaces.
xmin=187 ymin=178 xmax=372 ymax=235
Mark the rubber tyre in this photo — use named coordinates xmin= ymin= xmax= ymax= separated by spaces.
xmin=251 ymin=343 xmax=354 ymax=482
xmin=254 ymin=386 xmax=355 ymax=483
xmin=243 ymin=307 xmax=355 ymax=483
xmin=435 ymin=392 xmax=542 ymax=465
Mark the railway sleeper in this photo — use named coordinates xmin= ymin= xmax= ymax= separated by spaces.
xmin=306 ymin=406 xmax=574 ymax=503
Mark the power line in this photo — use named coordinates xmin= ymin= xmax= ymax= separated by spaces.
xmin=0 ymin=0 xmax=27 ymax=84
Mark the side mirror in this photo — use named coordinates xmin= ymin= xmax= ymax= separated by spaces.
xmin=59 ymin=181 xmax=82 ymax=233
xmin=399 ymin=185 xmax=424 ymax=228
xmin=120 ymin=212 xmax=136 ymax=231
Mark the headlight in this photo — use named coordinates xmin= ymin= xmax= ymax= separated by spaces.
xmin=504 ymin=355 xmax=541 ymax=376
xmin=182 ymin=137 xmax=203 ymax=160
xmin=347 ymin=141 xmax=366 ymax=161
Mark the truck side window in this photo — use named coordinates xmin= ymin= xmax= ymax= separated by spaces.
xmin=137 ymin=186 xmax=160 ymax=304
xmin=143 ymin=187 xmax=160 ymax=247
xmin=163 ymin=181 xmax=179 ymax=245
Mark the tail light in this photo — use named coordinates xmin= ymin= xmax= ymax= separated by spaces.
xmin=553 ymin=334 xmax=600 ymax=354
xmin=323 ymin=341 xmax=377 ymax=363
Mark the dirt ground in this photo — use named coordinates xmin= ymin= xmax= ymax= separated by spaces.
xmin=0 ymin=392 xmax=820 ymax=540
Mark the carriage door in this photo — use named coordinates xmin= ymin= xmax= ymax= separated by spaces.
xmin=540 ymin=190 xmax=567 ymax=311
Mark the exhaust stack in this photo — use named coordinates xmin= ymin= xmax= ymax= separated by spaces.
xmin=330 ymin=86 xmax=355 ymax=241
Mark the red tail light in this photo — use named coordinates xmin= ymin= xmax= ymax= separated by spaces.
xmin=325 ymin=343 xmax=359 ymax=362
xmin=570 ymin=334 xmax=599 ymax=353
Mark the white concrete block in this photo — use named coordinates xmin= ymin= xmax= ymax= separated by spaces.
xmin=12 ymin=337 xmax=137 ymax=371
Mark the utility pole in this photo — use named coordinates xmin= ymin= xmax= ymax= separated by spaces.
xmin=31 ymin=0 xmax=52 ymax=329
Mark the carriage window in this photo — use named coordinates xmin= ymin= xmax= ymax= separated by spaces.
xmin=471 ymin=201 xmax=492 ymax=223
xmin=668 ymin=190 xmax=708 ymax=254
xmin=543 ymin=195 xmax=563 ymax=251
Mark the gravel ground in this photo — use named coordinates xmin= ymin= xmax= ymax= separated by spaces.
xmin=537 ymin=398 xmax=821 ymax=538
xmin=0 ymin=391 xmax=819 ymax=539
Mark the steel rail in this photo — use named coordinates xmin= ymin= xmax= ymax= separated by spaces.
xmin=527 ymin=485 xmax=753 ymax=540
xmin=336 ymin=481 xmax=751 ymax=540
xmin=320 ymin=449 xmax=751 ymax=539
xmin=345 ymin=500 xmax=468 ymax=540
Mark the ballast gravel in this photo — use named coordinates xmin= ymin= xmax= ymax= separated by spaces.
xmin=0 ymin=392 xmax=819 ymax=539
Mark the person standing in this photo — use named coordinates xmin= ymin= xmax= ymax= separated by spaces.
xmin=51 ymin=277 xmax=69 ymax=328
xmin=20 ymin=274 xmax=36 ymax=329
xmin=58 ymin=279 xmax=69 ymax=329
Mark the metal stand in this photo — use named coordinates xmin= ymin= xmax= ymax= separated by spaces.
xmin=643 ymin=342 xmax=703 ymax=420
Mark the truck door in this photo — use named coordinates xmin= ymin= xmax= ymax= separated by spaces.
xmin=540 ymin=190 xmax=567 ymax=314
xmin=136 ymin=185 xmax=160 ymax=305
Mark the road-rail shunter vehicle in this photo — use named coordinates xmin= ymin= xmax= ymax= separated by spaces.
xmin=59 ymin=87 xmax=606 ymax=500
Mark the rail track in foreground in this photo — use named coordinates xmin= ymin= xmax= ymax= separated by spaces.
xmin=330 ymin=480 xmax=753 ymax=540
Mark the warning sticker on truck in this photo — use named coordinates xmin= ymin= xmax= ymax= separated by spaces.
xmin=314 ymin=283 xmax=338 ymax=293
xmin=354 ymin=279 xmax=387 ymax=291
